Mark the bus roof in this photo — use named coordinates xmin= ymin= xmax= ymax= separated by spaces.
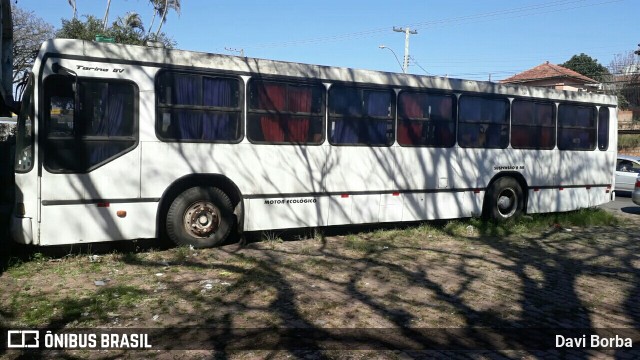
xmin=37 ymin=39 xmax=617 ymax=106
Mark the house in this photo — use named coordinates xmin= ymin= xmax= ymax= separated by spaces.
xmin=500 ymin=61 xmax=598 ymax=92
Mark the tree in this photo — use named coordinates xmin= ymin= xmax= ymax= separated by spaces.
xmin=12 ymin=5 xmax=55 ymax=97
xmin=147 ymin=0 xmax=181 ymax=39
xmin=606 ymin=51 xmax=640 ymax=113
xmin=57 ymin=15 xmax=175 ymax=47
xmin=560 ymin=53 xmax=610 ymax=82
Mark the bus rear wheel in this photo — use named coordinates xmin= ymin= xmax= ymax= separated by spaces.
xmin=166 ymin=186 xmax=233 ymax=248
xmin=485 ymin=177 xmax=524 ymax=221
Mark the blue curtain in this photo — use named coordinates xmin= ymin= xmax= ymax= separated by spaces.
xmin=90 ymin=85 xmax=129 ymax=165
xmin=203 ymin=78 xmax=233 ymax=140
xmin=330 ymin=88 xmax=361 ymax=143
xmin=331 ymin=118 xmax=360 ymax=144
xmin=366 ymin=92 xmax=390 ymax=144
xmin=203 ymin=113 xmax=232 ymax=141
xmin=168 ymin=76 xmax=234 ymax=140
xmin=174 ymin=76 xmax=201 ymax=139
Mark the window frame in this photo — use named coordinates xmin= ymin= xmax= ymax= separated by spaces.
xmin=246 ymin=77 xmax=326 ymax=145
xmin=457 ymin=94 xmax=510 ymax=149
xmin=155 ymin=70 xmax=244 ymax=144
xmin=328 ymin=84 xmax=396 ymax=147
xmin=396 ymin=90 xmax=457 ymax=148
xmin=557 ymin=102 xmax=597 ymax=151
xmin=42 ymin=75 xmax=140 ymax=174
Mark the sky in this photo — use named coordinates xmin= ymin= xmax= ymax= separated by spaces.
xmin=13 ymin=0 xmax=640 ymax=81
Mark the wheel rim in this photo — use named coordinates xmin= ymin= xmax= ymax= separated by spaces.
xmin=496 ymin=188 xmax=517 ymax=217
xmin=183 ymin=201 xmax=220 ymax=238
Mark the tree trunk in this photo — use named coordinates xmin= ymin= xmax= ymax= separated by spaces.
xmin=154 ymin=0 xmax=169 ymax=38
xmin=103 ymin=0 xmax=112 ymax=32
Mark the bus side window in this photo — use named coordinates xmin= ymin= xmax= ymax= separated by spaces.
xmin=458 ymin=95 xmax=509 ymax=149
xmin=329 ymin=86 xmax=394 ymax=146
xmin=558 ymin=104 xmax=596 ymax=151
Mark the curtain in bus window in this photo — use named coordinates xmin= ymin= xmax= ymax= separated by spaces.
xmin=366 ymin=91 xmax=390 ymax=117
xmin=331 ymin=118 xmax=360 ymax=144
xmin=330 ymin=88 xmax=361 ymax=116
xmin=258 ymin=83 xmax=286 ymax=141
xmin=260 ymin=115 xmax=285 ymax=142
xmin=92 ymin=85 xmax=126 ymax=136
xmin=203 ymin=113 xmax=234 ymax=141
xmin=289 ymin=86 xmax=312 ymax=112
xmin=89 ymin=85 xmax=129 ymax=165
xmin=399 ymin=93 xmax=422 ymax=118
xmin=287 ymin=116 xmax=310 ymax=142
xmin=287 ymin=86 xmax=312 ymax=142
xmin=258 ymin=83 xmax=286 ymax=111
xmin=398 ymin=94 xmax=422 ymax=145
xmin=398 ymin=121 xmax=422 ymax=145
xmin=202 ymin=78 xmax=234 ymax=140
xmin=174 ymin=75 xmax=199 ymax=105
xmin=203 ymin=77 xmax=233 ymax=107
xmin=175 ymin=110 xmax=203 ymax=140
xmin=366 ymin=91 xmax=390 ymax=144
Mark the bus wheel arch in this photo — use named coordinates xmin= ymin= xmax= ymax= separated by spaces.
xmin=156 ymin=174 xmax=244 ymax=247
xmin=483 ymin=172 xmax=528 ymax=220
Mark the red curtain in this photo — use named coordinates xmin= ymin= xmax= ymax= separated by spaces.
xmin=258 ymin=83 xmax=286 ymax=111
xmin=287 ymin=117 xmax=310 ymax=142
xmin=288 ymin=86 xmax=312 ymax=112
xmin=260 ymin=115 xmax=285 ymax=142
xmin=259 ymin=83 xmax=286 ymax=141
xmin=398 ymin=121 xmax=422 ymax=145
xmin=400 ymin=94 xmax=422 ymax=118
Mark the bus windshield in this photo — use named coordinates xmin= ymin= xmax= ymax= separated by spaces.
xmin=14 ymin=73 xmax=34 ymax=172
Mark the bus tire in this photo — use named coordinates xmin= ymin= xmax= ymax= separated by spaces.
xmin=485 ymin=177 xmax=524 ymax=221
xmin=166 ymin=186 xmax=233 ymax=248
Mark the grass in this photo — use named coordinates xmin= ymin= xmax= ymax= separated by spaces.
xmin=618 ymin=134 xmax=640 ymax=150
xmin=441 ymin=208 xmax=618 ymax=238
xmin=0 ymin=207 xmax=624 ymax=330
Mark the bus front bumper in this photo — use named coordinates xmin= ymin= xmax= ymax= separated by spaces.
xmin=11 ymin=216 xmax=34 ymax=245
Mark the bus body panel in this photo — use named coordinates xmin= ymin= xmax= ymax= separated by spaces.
xmin=394 ymin=147 xmax=459 ymax=191
xmin=40 ymin=149 xmax=141 ymax=201
xmin=140 ymin=142 xmax=330 ymax=197
xmin=38 ymin=201 xmax=157 ymax=245
xmin=325 ymin=147 xmax=396 ymax=192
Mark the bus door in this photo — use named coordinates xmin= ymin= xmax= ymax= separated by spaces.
xmin=38 ymin=72 xmax=141 ymax=245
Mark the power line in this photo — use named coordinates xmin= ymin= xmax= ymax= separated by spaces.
xmin=233 ymin=0 xmax=621 ymax=50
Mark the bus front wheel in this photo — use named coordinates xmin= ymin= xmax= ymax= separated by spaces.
xmin=484 ymin=177 xmax=524 ymax=221
xmin=166 ymin=186 xmax=233 ymax=248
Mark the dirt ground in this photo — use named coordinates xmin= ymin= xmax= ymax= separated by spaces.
xmin=0 ymin=216 xmax=639 ymax=359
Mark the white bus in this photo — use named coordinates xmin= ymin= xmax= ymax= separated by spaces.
xmin=10 ymin=39 xmax=617 ymax=248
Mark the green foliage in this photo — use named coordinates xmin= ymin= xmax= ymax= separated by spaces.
xmin=56 ymin=15 xmax=175 ymax=47
xmin=618 ymin=134 xmax=640 ymax=150
xmin=561 ymin=53 xmax=610 ymax=81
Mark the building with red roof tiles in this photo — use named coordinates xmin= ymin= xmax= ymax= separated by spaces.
xmin=501 ymin=61 xmax=599 ymax=92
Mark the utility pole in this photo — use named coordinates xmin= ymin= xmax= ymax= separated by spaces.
xmin=393 ymin=26 xmax=418 ymax=73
